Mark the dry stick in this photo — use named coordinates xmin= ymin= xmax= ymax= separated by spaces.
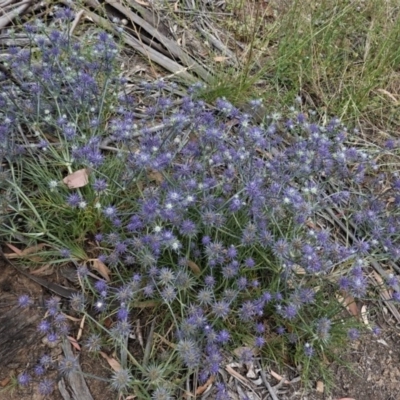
xmin=256 ymin=361 xmax=280 ymax=400
xmin=194 ymin=22 xmax=237 ymax=64
xmin=124 ymin=0 xmax=170 ymax=37
xmin=0 ymin=249 xmax=78 ymax=298
xmin=58 ymin=340 xmax=94 ymax=400
xmin=0 ymin=0 xmax=32 ymax=29
xmin=69 ymin=9 xmax=85 ymax=36
xmin=103 ymin=0 xmax=212 ymax=82
xmin=79 ymin=4 xmax=198 ymax=83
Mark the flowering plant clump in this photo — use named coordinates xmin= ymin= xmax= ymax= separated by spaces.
xmin=1 ymin=7 xmax=400 ymax=398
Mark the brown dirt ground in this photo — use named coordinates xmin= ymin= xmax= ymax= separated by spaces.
xmin=0 ymin=258 xmax=114 ymax=400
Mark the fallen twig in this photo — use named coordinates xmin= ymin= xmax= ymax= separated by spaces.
xmin=256 ymin=361 xmax=280 ymax=400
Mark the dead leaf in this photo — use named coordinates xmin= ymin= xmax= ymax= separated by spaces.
xmin=67 ymin=336 xmax=81 ymax=351
xmin=64 ymin=314 xmax=81 ymax=322
xmin=5 ymin=243 xmax=46 ymax=258
xmin=30 ymin=263 xmax=52 ymax=276
xmin=77 ymin=314 xmax=86 ymax=341
xmin=337 ymin=292 xmax=359 ymax=318
xmin=132 ymin=300 xmax=159 ymax=308
xmin=316 ymin=381 xmax=324 ymax=393
xmin=63 ymin=168 xmax=90 ymax=189
xmin=195 ymin=375 xmax=215 ymax=395
xmin=187 ymin=260 xmax=201 ymax=276
xmin=225 ymin=365 xmax=252 ymax=388
xmin=214 ymin=56 xmax=230 ymax=62
xmin=147 ymin=169 xmax=163 ymax=184
xmin=103 ymin=317 xmax=113 ymax=329
xmin=361 ymin=305 xmax=370 ymax=328
xmin=270 ymin=370 xmax=290 ymax=384
xmin=377 ymin=338 xmax=389 ymax=346
xmin=100 ymin=351 xmax=121 ymax=372
xmin=5 ymin=243 xmax=22 ymax=255
xmin=0 ymin=376 xmax=10 ymax=387
xmin=5 ymin=243 xmax=46 ymax=262
xmin=90 ymin=259 xmax=111 ymax=281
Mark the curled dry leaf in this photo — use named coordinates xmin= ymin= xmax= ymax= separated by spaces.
xmin=67 ymin=336 xmax=81 ymax=351
xmin=195 ymin=375 xmax=215 ymax=395
xmin=91 ymin=258 xmax=111 ymax=281
xmin=5 ymin=243 xmax=46 ymax=260
xmin=270 ymin=370 xmax=290 ymax=384
xmin=361 ymin=304 xmax=370 ymax=328
xmin=337 ymin=292 xmax=360 ymax=318
xmin=187 ymin=260 xmax=201 ymax=276
xmin=99 ymin=351 xmax=121 ymax=372
xmin=63 ymin=168 xmax=90 ymax=189
xmin=147 ymin=169 xmax=163 ymax=184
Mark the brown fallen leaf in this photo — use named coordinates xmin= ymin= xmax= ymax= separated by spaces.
xmin=30 ymin=263 xmax=52 ymax=276
xmin=147 ymin=169 xmax=163 ymax=184
xmin=214 ymin=56 xmax=230 ymax=62
xmin=67 ymin=336 xmax=81 ymax=351
xmin=5 ymin=243 xmax=46 ymax=258
xmin=5 ymin=243 xmax=46 ymax=262
xmin=132 ymin=300 xmax=159 ymax=308
xmin=0 ymin=376 xmax=10 ymax=387
xmin=270 ymin=369 xmax=290 ymax=384
xmin=100 ymin=351 xmax=121 ymax=372
xmin=337 ymin=292 xmax=359 ymax=318
xmin=90 ymin=258 xmax=111 ymax=281
xmin=187 ymin=260 xmax=201 ymax=276
xmin=63 ymin=168 xmax=90 ymax=189
xmin=195 ymin=375 xmax=215 ymax=395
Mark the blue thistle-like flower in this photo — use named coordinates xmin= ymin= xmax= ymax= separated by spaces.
xmin=347 ymin=328 xmax=360 ymax=341
xmin=45 ymin=297 xmax=60 ymax=315
xmin=238 ymin=300 xmax=257 ymax=322
xmin=304 ymin=342 xmax=314 ymax=357
xmin=161 ymin=285 xmax=177 ymax=303
xmin=152 ymin=386 xmax=173 ymax=400
xmin=38 ymin=378 xmax=54 ymax=395
xmin=212 ymin=300 xmax=230 ymax=319
xmin=110 ymin=368 xmax=133 ymax=393
xmin=177 ymin=339 xmax=201 ymax=369
xmin=66 ymin=193 xmax=82 ymax=207
xmin=103 ymin=205 xmax=118 ymax=218
xmin=17 ymin=372 xmax=31 ymax=386
xmin=39 ymin=354 xmax=52 ymax=367
xmin=316 ymin=317 xmax=332 ymax=341
xmin=84 ymin=333 xmax=102 ymax=353
xmin=58 ymin=355 xmax=79 ymax=376
xmin=278 ymin=303 xmax=298 ymax=320
xmin=255 ymin=336 xmax=266 ymax=348
xmin=70 ymin=292 xmax=86 ymax=312
xmin=18 ymin=294 xmax=32 ymax=308
xmin=158 ymin=268 xmax=175 ymax=286
xmin=34 ymin=364 xmax=45 ymax=376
